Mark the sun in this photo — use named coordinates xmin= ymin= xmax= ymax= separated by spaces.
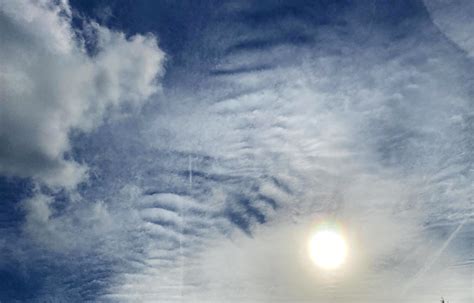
xmin=309 ymin=229 xmax=348 ymax=270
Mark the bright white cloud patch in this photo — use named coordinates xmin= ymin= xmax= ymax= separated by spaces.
xmin=0 ymin=0 xmax=165 ymax=188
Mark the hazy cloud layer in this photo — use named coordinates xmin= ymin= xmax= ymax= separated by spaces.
xmin=103 ymin=1 xmax=472 ymax=302
xmin=0 ymin=1 xmax=472 ymax=302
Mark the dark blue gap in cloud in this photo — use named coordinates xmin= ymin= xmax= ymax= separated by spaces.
xmin=69 ymin=0 xmax=214 ymax=66
xmin=209 ymin=64 xmax=273 ymax=76
xmin=0 ymin=265 xmax=42 ymax=301
xmin=0 ymin=249 xmax=119 ymax=302
xmin=222 ymin=34 xmax=313 ymax=56
xmin=0 ymin=177 xmax=33 ymax=230
xmin=226 ymin=193 xmax=267 ymax=235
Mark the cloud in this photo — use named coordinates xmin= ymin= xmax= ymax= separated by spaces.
xmin=423 ymin=0 xmax=474 ymax=57
xmin=0 ymin=0 xmax=165 ymax=188
xmin=1 ymin=1 xmax=472 ymax=302
xmin=21 ymin=192 xmax=116 ymax=252
xmin=105 ymin=2 xmax=472 ymax=301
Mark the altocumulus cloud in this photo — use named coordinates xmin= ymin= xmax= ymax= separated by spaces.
xmin=0 ymin=1 xmax=472 ymax=303
xmin=0 ymin=0 xmax=165 ymax=188
xmin=106 ymin=1 xmax=473 ymax=302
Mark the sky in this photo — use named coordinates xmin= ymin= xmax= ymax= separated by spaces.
xmin=0 ymin=0 xmax=472 ymax=302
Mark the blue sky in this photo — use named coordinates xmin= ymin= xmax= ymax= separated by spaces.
xmin=0 ymin=0 xmax=472 ymax=302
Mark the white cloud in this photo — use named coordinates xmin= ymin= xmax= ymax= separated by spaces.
xmin=108 ymin=4 xmax=473 ymax=301
xmin=0 ymin=0 xmax=165 ymax=188
xmin=2 ymin=2 xmax=471 ymax=302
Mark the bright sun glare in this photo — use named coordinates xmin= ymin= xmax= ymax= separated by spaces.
xmin=309 ymin=229 xmax=348 ymax=270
